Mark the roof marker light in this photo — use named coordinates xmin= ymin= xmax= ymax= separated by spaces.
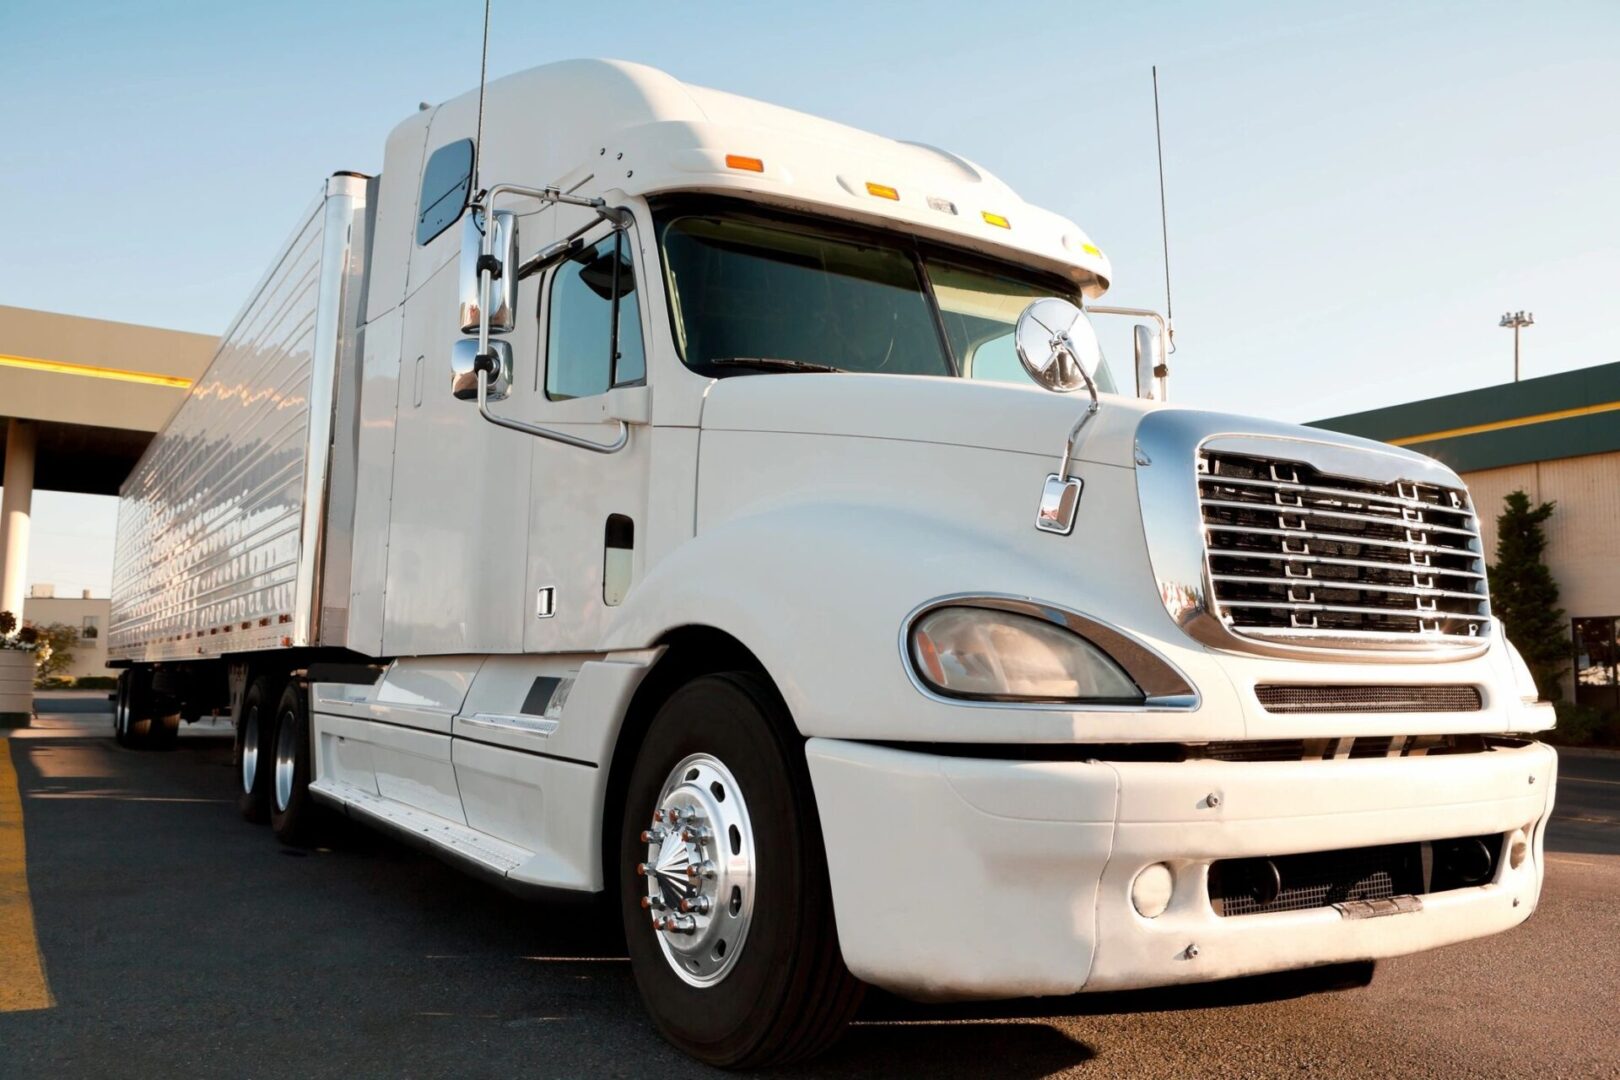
xmin=927 ymin=196 xmax=958 ymax=215
xmin=981 ymin=211 xmax=1011 ymax=229
xmin=1082 ymin=243 xmax=1102 ymax=257
xmin=725 ymin=154 xmax=764 ymax=172
xmin=866 ymin=182 xmax=900 ymax=200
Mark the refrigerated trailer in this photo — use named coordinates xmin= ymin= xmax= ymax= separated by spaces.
xmin=107 ymin=59 xmax=1557 ymax=1068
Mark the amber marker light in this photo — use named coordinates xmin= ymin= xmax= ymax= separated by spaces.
xmin=0 ymin=352 xmax=193 ymax=389
xmin=865 ymin=182 xmax=900 ymax=200
xmin=725 ymin=154 xmax=764 ymax=172
xmin=981 ymin=211 xmax=1011 ymax=229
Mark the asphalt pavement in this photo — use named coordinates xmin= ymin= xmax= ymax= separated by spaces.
xmin=1 ymin=712 xmax=1617 ymax=1079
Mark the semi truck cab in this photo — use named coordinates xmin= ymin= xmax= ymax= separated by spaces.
xmin=106 ymin=59 xmax=1556 ymax=1069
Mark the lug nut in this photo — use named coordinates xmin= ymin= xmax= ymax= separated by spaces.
xmin=652 ymin=809 xmax=665 ymax=823
xmin=685 ymin=859 xmax=716 ymax=879
xmin=641 ymin=827 xmax=665 ymax=843
xmin=635 ymin=862 xmax=649 ymax=877
xmin=667 ymin=808 xmax=683 ymax=825
xmin=668 ymin=914 xmax=697 ymax=934
xmin=681 ymin=826 xmax=710 ymax=843
xmin=679 ymin=896 xmax=712 ymax=915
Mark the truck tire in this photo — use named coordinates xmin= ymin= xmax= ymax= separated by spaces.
xmin=235 ymin=675 xmax=281 ymax=824
xmin=269 ymin=681 xmax=321 ymax=845
xmin=113 ymin=671 xmax=133 ymax=747
xmin=119 ymin=668 xmax=180 ymax=750
xmin=618 ymin=672 xmax=863 ymax=1068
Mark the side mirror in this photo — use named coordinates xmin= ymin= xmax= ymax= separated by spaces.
xmin=458 ymin=209 xmax=518 ymax=334
xmin=451 ymin=338 xmax=512 ymax=401
xmin=1134 ymin=324 xmax=1157 ymax=400
xmin=1014 ymin=298 xmax=1103 ymax=394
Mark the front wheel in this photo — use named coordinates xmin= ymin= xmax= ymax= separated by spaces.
xmin=619 ymin=673 xmax=862 ymax=1068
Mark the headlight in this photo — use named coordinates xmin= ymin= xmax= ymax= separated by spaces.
xmin=910 ymin=606 xmax=1142 ymax=702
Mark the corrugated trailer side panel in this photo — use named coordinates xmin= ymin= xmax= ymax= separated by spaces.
xmin=109 ymin=176 xmax=370 ymax=662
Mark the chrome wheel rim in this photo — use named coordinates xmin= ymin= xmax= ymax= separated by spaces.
xmin=638 ymin=754 xmax=756 ymax=987
xmin=273 ymin=709 xmax=296 ymax=813
xmin=240 ymin=705 xmax=260 ymax=794
xmin=115 ymin=683 xmax=130 ymax=739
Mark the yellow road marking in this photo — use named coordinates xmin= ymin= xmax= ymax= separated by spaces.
xmin=1388 ymin=399 xmax=1620 ymax=446
xmin=0 ymin=737 xmax=54 ymax=1012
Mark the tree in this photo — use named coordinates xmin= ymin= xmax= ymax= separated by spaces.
xmin=32 ymin=623 xmax=80 ymax=682
xmin=1487 ymin=491 xmax=1569 ymax=700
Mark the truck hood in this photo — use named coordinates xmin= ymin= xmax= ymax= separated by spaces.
xmin=696 ymin=374 xmax=1422 ymax=473
xmin=697 ymin=373 xmax=1155 ymax=469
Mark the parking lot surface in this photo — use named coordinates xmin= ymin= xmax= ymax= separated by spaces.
xmin=2 ymin=713 xmax=1617 ymax=1079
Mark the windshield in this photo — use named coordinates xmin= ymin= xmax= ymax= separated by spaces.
xmin=656 ymin=207 xmax=1118 ymax=393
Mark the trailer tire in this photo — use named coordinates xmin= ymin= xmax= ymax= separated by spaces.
xmin=618 ymin=672 xmax=863 ymax=1068
xmin=113 ymin=671 xmax=133 ymax=747
xmin=269 ymin=681 xmax=321 ymax=846
xmin=119 ymin=669 xmax=180 ymax=750
xmin=236 ymin=675 xmax=280 ymax=824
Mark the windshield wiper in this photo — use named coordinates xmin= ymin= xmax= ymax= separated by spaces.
xmin=706 ymin=356 xmax=844 ymax=374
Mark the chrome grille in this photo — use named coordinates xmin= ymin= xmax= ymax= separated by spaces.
xmin=1198 ymin=450 xmax=1489 ymax=650
xmin=1254 ymin=685 xmax=1483 ymax=714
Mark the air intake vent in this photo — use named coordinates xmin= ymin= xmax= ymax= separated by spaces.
xmin=1198 ymin=450 xmax=1489 ymax=650
xmin=1255 ymin=685 xmax=1483 ymax=714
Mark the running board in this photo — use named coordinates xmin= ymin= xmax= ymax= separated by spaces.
xmin=310 ymin=779 xmax=530 ymax=882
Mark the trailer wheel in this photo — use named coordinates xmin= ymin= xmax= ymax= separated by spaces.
xmin=619 ymin=673 xmax=862 ymax=1068
xmin=119 ymin=669 xmax=180 ymax=750
xmin=269 ymin=681 xmax=321 ymax=845
xmin=113 ymin=672 xmax=133 ymax=746
xmin=235 ymin=676 xmax=280 ymax=823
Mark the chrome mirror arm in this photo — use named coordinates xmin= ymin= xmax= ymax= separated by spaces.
xmin=467 ymin=181 xmax=631 ymax=455
xmin=1085 ymin=304 xmax=1171 ymax=400
xmin=475 ymin=368 xmax=629 ymax=454
xmin=1054 ymin=330 xmax=1101 ymax=480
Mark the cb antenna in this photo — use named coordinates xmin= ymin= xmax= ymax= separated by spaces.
xmin=473 ymin=0 xmax=491 ymax=191
xmin=1152 ymin=65 xmax=1176 ymax=355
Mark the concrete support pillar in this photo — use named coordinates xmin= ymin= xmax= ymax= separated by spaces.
xmin=0 ymin=419 xmax=37 ymax=621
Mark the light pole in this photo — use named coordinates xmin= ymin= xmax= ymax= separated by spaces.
xmin=1499 ymin=310 xmax=1534 ymax=382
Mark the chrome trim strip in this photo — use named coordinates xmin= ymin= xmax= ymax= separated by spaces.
xmin=898 ymin=593 xmax=1200 ymax=711
xmin=1134 ymin=410 xmax=1491 ymax=663
xmin=1197 ymin=472 xmax=1476 ymax=518
xmin=1209 ymin=574 xmax=1484 ymax=601
xmin=1198 ymin=498 xmax=1480 ymax=538
xmin=460 ymin=712 xmax=561 ymax=737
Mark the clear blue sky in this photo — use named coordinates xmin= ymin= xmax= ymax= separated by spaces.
xmin=4 ymin=1 xmax=1617 ymax=596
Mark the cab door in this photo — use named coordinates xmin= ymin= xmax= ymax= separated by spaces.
xmin=522 ymin=217 xmax=654 ymax=652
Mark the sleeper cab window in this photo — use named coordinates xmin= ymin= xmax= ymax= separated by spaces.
xmin=416 ymin=138 xmax=475 ymax=246
xmin=546 ymin=233 xmax=646 ymax=400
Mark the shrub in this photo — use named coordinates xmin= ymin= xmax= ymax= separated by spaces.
xmin=73 ymin=675 xmax=118 ymax=690
xmin=1487 ymin=492 xmax=1569 ymax=701
xmin=1551 ymin=702 xmax=1620 ymax=747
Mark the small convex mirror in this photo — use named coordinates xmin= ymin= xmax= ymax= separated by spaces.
xmin=1014 ymin=298 xmax=1104 ymax=394
xmin=451 ymin=339 xmax=512 ymax=401
xmin=459 ymin=209 xmax=519 ymax=334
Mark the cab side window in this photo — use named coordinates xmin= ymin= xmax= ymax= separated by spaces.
xmin=545 ymin=232 xmax=645 ymax=400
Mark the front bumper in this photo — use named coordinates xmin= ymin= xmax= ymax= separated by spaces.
xmin=806 ymin=738 xmax=1555 ymax=1001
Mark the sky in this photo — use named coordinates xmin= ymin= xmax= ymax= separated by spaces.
xmin=3 ymin=0 xmax=1618 ymax=597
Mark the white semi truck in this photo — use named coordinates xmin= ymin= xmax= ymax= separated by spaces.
xmin=107 ymin=59 xmax=1557 ymax=1067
